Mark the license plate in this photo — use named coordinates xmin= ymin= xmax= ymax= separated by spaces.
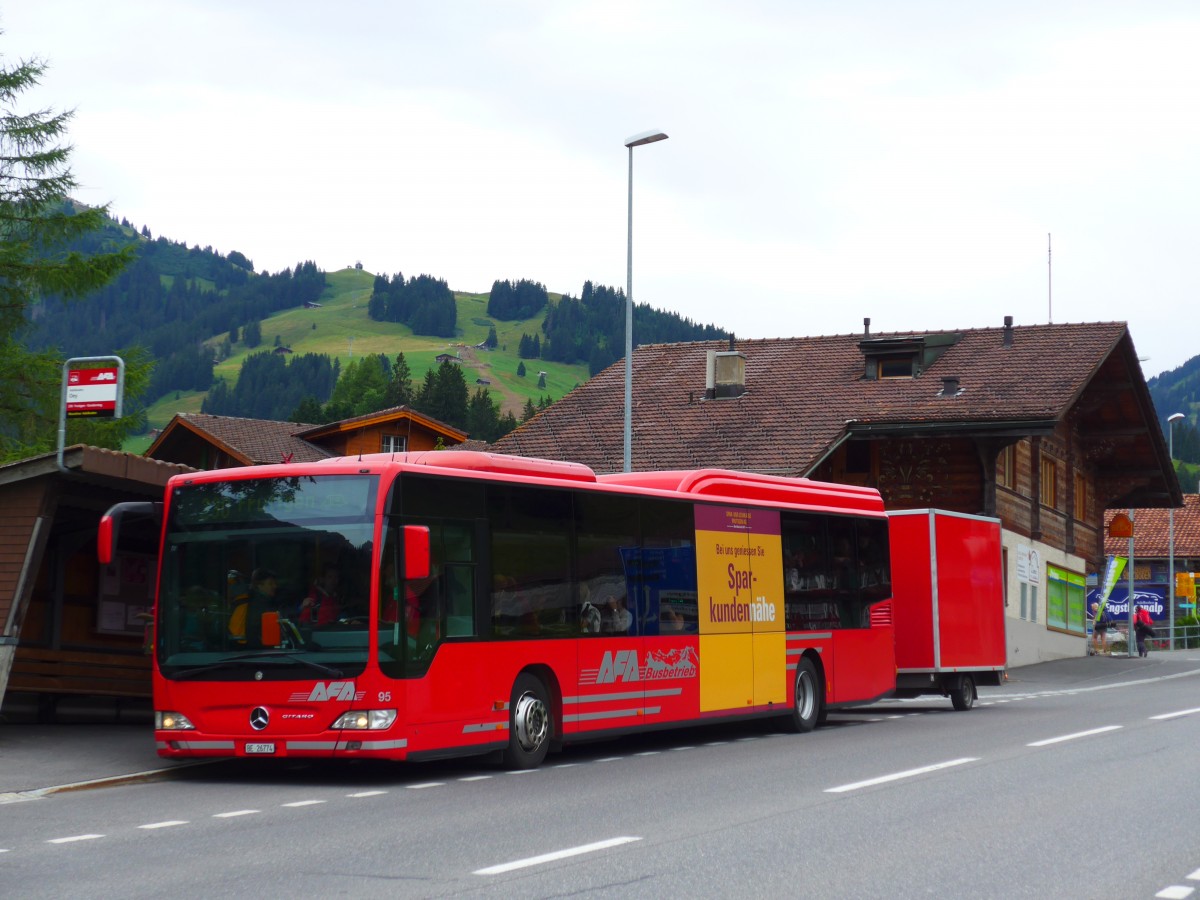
xmin=245 ymin=742 xmax=276 ymax=754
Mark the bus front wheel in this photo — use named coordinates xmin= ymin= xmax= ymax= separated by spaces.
xmin=502 ymin=673 xmax=551 ymax=769
xmin=782 ymin=657 xmax=822 ymax=734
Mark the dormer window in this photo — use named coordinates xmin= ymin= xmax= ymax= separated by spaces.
xmin=857 ymin=332 xmax=963 ymax=381
xmin=877 ymin=355 xmax=914 ymax=379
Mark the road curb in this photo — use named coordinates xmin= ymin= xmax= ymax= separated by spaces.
xmin=0 ymin=759 xmax=216 ymax=803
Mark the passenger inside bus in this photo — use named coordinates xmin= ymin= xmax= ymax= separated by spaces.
xmin=299 ymin=566 xmax=341 ymax=626
xmin=242 ymin=567 xmax=281 ymax=648
xmin=660 ymin=604 xmax=686 ymax=632
xmin=381 ymin=563 xmax=439 ymax=641
xmin=598 ymin=584 xmax=632 ymax=635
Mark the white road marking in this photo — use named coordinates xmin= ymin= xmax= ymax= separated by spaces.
xmin=406 ymin=782 xmax=445 ymax=789
xmin=282 ymin=800 xmax=325 ymax=807
xmin=671 ymin=746 xmax=696 ymax=751
xmin=1027 ymin=725 xmax=1122 ymax=747
xmin=474 ymin=836 xmax=642 ymax=875
xmin=595 ymin=756 xmax=623 ymax=763
xmin=1155 ymin=886 xmax=1194 ymax=899
xmin=1150 ymin=707 xmax=1200 ymax=721
xmin=1188 ymin=868 xmax=1200 ymax=880
xmin=47 ymin=834 xmax=104 ymax=843
xmin=825 ymin=758 xmax=978 ymax=794
xmin=552 ymin=762 xmax=580 ymax=769
xmin=139 ymin=820 xmax=188 ymax=829
xmin=347 ymin=790 xmax=387 ymax=797
xmin=635 ymin=751 xmax=661 ymax=756
xmin=458 ymin=775 xmax=492 ymax=782
xmin=213 ymin=810 xmax=259 ymax=818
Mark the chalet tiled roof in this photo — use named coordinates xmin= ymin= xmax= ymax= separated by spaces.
xmin=492 ymin=321 xmax=1132 ymax=475
xmin=294 ymin=405 xmax=466 ymax=441
xmin=175 ymin=413 xmax=334 ymax=465
xmin=1103 ymin=497 xmax=1200 ymax=557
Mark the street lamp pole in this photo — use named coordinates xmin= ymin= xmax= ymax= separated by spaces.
xmin=1168 ymin=412 xmax=1185 ymax=651
xmin=623 ymin=129 xmax=668 ymax=473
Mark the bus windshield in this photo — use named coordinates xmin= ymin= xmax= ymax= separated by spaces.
xmin=158 ymin=474 xmax=378 ymax=680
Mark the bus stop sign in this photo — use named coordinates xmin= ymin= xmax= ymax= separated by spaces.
xmin=66 ymin=366 xmax=121 ymax=418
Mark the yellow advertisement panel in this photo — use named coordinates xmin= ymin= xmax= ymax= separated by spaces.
xmin=699 ymin=633 xmax=754 ymax=710
xmin=695 ymin=505 xmax=785 ymax=711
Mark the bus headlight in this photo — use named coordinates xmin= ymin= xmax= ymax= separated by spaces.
xmin=332 ymin=709 xmax=397 ymax=730
xmin=156 ymin=711 xmax=195 ymax=730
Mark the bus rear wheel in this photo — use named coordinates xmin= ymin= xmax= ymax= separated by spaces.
xmin=502 ymin=673 xmax=551 ymax=769
xmin=781 ymin=657 xmax=822 ymax=734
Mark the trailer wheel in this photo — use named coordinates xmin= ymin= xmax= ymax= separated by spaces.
xmin=950 ymin=674 xmax=975 ymax=711
xmin=502 ymin=673 xmax=551 ymax=769
xmin=781 ymin=658 xmax=822 ymax=733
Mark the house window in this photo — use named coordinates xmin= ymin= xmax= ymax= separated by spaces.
xmin=1073 ymin=471 xmax=1086 ymax=520
xmin=381 ymin=434 xmax=406 ymax=454
xmin=877 ymin=356 xmax=913 ymax=379
xmin=998 ymin=445 xmax=1016 ymax=490
xmin=1040 ymin=455 xmax=1057 ymax=508
xmin=1020 ymin=583 xmax=1039 ymax=623
xmin=1046 ymin=564 xmax=1086 ymax=634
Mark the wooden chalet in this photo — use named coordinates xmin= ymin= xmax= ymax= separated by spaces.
xmin=146 ymin=406 xmax=467 ymax=470
xmin=491 ymin=319 xmax=1179 ymax=664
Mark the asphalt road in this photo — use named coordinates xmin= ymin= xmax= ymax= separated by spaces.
xmin=3 ymin=656 xmax=1200 ymax=899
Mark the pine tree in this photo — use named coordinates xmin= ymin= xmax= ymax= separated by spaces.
xmin=386 ymin=352 xmax=415 ymax=407
xmin=0 ymin=49 xmax=135 ymax=460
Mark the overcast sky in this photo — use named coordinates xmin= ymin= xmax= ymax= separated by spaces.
xmin=6 ymin=1 xmax=1199 ymax=379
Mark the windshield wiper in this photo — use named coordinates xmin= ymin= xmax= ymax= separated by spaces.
xmin=173 ymin=651 xmax=344 ymax=680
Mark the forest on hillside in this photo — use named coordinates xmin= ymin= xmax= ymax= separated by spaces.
xmin=1147 ymin=360 xmax=1200 ymax=491
xmin=24 ymin=217 xmax=325 ymax=402
xmin=24 ymin=213 xmax=730 ymax=440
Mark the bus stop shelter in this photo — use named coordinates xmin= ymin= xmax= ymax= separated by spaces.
xmin=0 ymin=445 xmax=193 ymax=717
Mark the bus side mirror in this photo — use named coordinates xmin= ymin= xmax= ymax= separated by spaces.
xmin=404 ymin=525 xmax=431 ymax=580
xmin=98 ymin=514 xmax=117 ymax=565
xmin=97 ymin=501 xmax=162 ymax=565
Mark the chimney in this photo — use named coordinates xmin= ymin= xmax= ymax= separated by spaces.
xmin=941 ymin=376 xmax=961 ymax=397
xmin=706 ymin=346 xmax=746 ymax=399
xmin=864 ymin=317 xmax=870 ymax=336
xmin=1003 ymin=315 xmax=1013 ymax=348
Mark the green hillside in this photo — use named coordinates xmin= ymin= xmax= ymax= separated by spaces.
xmin=156 ymin=268 xmax=586 ymax=430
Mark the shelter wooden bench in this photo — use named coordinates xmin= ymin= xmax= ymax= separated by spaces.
xmin=7 ymin=648 xmax=152 ymax=721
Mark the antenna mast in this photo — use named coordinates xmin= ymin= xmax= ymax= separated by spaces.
xmin=1047 ymin=233 xmax=1052 ymax=323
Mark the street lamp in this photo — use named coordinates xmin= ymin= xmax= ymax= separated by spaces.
xmin=623 ymin=129 xmax=669 ymax=473
xmin=1168 ymin=412 xmax=1185 ymax=650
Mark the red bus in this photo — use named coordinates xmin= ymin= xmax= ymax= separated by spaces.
xmin=100 ymin=451 xmax=898 ymax=768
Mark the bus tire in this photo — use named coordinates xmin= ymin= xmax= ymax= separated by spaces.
xmin=782 ymin=657 xmax=822 ymax=734
xmin=950 ymin=674 xmax=975 ymax=711
xmin=502 ymin=673 xmax=551 ymax=769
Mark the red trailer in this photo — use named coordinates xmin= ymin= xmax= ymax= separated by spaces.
xmin=887 ymin=509 xmax=1007 ymax=710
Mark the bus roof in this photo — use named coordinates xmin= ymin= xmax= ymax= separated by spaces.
xmin=174 ymin=450 xmax=885 ymax=516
